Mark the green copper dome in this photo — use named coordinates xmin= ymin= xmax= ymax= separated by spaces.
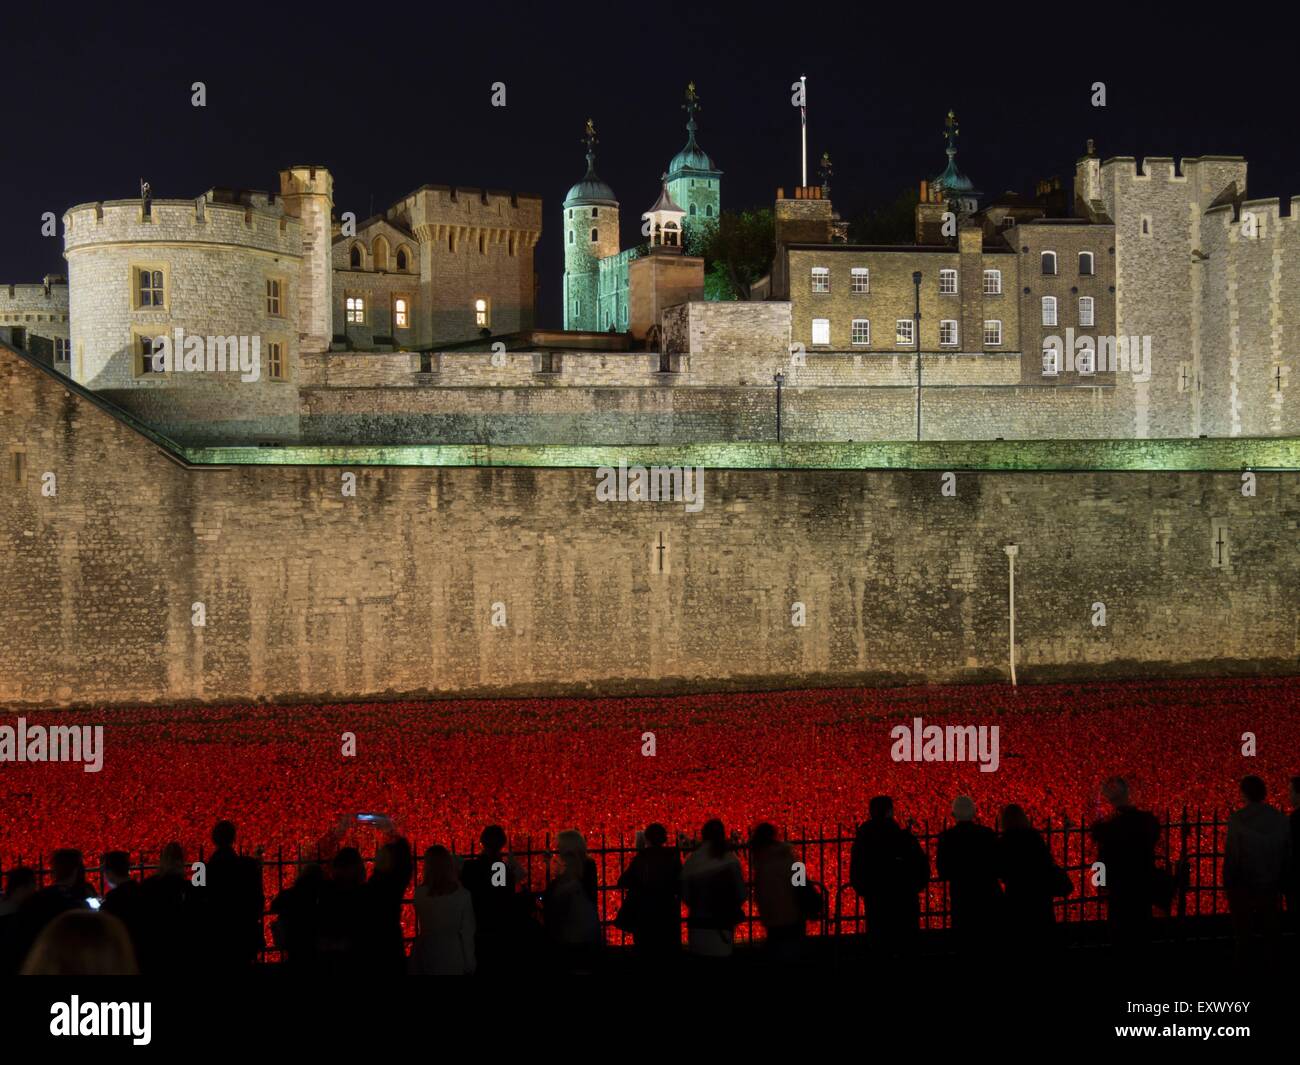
xmin=933 ymin=157 xmax=975 ymax=194
xmin=666 ymin=82 xmax=720 ymax=178
xmin=565 ymin=119 xmax=618 ymax=207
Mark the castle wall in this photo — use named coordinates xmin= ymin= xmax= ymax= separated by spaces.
xmin=0 ymin=282 xmax=69 ymax=373
xmin=2 ymin=343 xmax=1295 ymax=707
xmin=1198 ymin=198 xmax=1299 ymax=438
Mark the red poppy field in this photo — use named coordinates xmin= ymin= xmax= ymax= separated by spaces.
xmin=2 ymin=676 xmax=1295 ymax=870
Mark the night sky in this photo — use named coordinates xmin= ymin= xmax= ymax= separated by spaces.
xmin=4 ymin=5 xmax=1295 ymax=328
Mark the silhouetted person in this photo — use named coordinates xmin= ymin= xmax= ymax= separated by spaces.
xmin=316 ymin=847 xmax=368 ymax=975
xmin=615 ymin=823 xmax=682 ymax=966
xmin=936 ymin=796 xmax=1001 ymax=954
xmin=100 ymin=851 xmax=145 ymax=954
xmin=1089 ymin=777 xmax=1160 ymax=952
xmin=204 ymin=820 xmax=265 ymax=970
xmin=270 ymin=862 xmax=325 ymax=971
xmin=364 ymin=837 xmax=413 ymax=974
xmin=20 ymin=909 xmax=138 ymax=976
xmin=12 ymin=849 xmax=94 ymax=971
xmin=0 ymin=868 xmax=37 ymax=974
xmin=1224 ymin=775 xmax=1291 ymax=971
xmin=681 ymin=819 xmax=746 ymax=962
xmin=1288 ymin=776 xmax=1300 ymax=930
xmin=138 ymin=842 xmax=197 ymax=974
xmin=997 ymin=804 xmax=1065 ymax=956
xmin=749 ymin=822 xmax=806 ymax=964
xmin=460 ymin=825 xmax=530 ymax=974
xmin=411 ymin=846 xmax=475 ymax=975
xmin=850 ymin=796 xmax=930 ymax=957
xmin=543 ymin=829 xmax=601 ymax=973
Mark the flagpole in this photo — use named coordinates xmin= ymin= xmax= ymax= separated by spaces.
xmin=800 ymin=74 xmax=807 ymax=187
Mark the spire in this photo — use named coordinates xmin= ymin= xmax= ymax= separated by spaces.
xmin=682 ymin=82 xmax=700 ymax=148
xmin=582 ymin=117 xmax=599 ymax=178
xmin=944 ymin=109 xmax=959 ymax=164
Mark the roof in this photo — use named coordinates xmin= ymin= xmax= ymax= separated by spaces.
xmin=644 ymin=182 xmax=684 ymax=216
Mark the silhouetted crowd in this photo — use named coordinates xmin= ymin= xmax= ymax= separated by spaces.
xmin=2 ymin=775 xmax=1296 ymax=976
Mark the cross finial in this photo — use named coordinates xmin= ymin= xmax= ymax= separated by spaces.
xmin=683 ymin=82 xmax=700 ymax=137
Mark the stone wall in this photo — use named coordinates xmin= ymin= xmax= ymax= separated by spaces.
xmin=0 ymin=281 xmax=69 ymax=372
xmin=3 ymin=342 xmax=1295 ymax=708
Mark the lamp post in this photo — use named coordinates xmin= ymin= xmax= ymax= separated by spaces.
xmin=912 ymin=271 xmax=923 ymax=441
xmin=774 ymin=371 xmax=785 ymax=443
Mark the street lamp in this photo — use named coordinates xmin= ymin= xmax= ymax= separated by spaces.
xmin=774 ymin=371 xmax=785 ymax=443
xmin=912 ymin=271 xmax=923 ymax=441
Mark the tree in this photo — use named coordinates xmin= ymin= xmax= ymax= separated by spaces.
xmin=684 ymin=209 xmax=774 ymax=301
xmin=848 ymin=187 xmax=919 ymax=244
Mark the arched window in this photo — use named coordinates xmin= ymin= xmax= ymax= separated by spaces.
xmin=349 ymin=245 xmax=362 ymax=269
xmin=1041 ymin=251 xmax=1057 ymax=276
xmin=372 ymin=236 xmax=389 ymax=271
xmin=590 ymin=228 xmax=598 ymax=243
xmin=1078 ymin=251 xmax=1094 ymax=276
xmin=689 ymin=203 xmax=697 ymax=216
xmin=705 ymin=204 xmax=713 ymax=217
xmin=396 ymin=247 xmax=409 ymax=271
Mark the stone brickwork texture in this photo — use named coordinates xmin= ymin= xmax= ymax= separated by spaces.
xmin=3 ymin=344 xmax=1296 ymax=708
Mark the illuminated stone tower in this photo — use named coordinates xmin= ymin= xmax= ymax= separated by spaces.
xmin=665 ymin=83 xmax=722 ymax=230
xmin=563 ymin=119 xmax=620 ymax=331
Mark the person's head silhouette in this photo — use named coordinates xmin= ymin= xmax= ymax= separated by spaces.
xmin=869 ymin=796 xmax=895 ymax=821
xmin=212 ymin=820 xmax=237 ymax=849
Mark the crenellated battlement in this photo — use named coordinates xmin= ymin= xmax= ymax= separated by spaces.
xmin=396 ymin=184 xmax=543 ymax=244
xmin=1099 ymin=155 xmax=1248 ymax=183
xmin=1 ymin=280 xmax=69 ymax=309
xmin=63 ymin=194 xmax=304 ymax=259
xmin=1203 ymin=196 xmax=1299 ymax=228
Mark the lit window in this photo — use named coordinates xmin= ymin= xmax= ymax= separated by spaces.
xmin=1079 ymin=251 xmax=1094 ymax=276
xmin=1041 ymin=251 xmax=1057 ymax=275
xmin=1042 ymin=346 xmax=1059 ymax=376
xmin=811 ymin=318 xmax=830 ymax=345
xmin=394 ymin=297 xmax=409 ymax=329
xmin=1079 ymin=296 xmax=1094 ymax=327
xmin=1042 ymin=296 xmax=1057 ymax=326
xmin=896 ymin=319 xmax=914 ymax=346
xmin=268 ymin=342 xmax=284 ymax=380
xmin=475 ymin=298 xmax=489 ymax=328
xmin=939 ymin=320 xmax=958 ymax=346
xmin=346 ymin=296 xmax=365 ymax=324
xmin=811 ymin=267 xmax=830 ymax=293
xmin=851 ymin=267 xmax=869 ymax=293
xmin=851 ymin=319 xmax=870 ymax=345
xmin=983 ymin=320 xmax=1002 ymax=346
xmin=983 ymin=269 xmax=1001 ymax=295
xmin=1077 ymin=345 xmax=1095 ymax=375
xmin=266 ymin=278 xmax=282 ymax=316
xmin=137 ymin=268 xmax=164 ymax=307
xmin=939 ymin=269 xmax=958 ymax=294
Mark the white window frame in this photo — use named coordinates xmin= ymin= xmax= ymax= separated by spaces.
xmin=1079 ymin=296 xmax=1094 ymax=327
xmin=939 ymin=269 xmax=958 ymax=295
xmin=850 ymin=267 xmax=869 ymax=294
xmin=982 ymin=269 xmax=1001 ymax=295
xmin=939 ymin=320 xmax=958 ymax=346
xmin=895 ymin=319 xmax=914 ymax=347
xmin=1042 ymin=296 xmax=1057 ymax=326
xmin=811 ymin=318 xmax=830 ymax=346
xmin=54 ymin=337 xmax=71 ymax=361
xmin=983 ymin=320 xmax=1002 ymax=346
xmin=1077 ymin=345 xmax=1096 ymax=375
xmin=1079 ymin=251 xmax=1095 ymax=276
xmin=850 ymin=319 xmax=870 ymax=345
xmin=811 ymin=266 xmax=830 ymax=293
xmin=1041 ymin=251 xmax=1057 ymax=276
xmin=1042 ymin=346 xmax=1060 ymax=376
